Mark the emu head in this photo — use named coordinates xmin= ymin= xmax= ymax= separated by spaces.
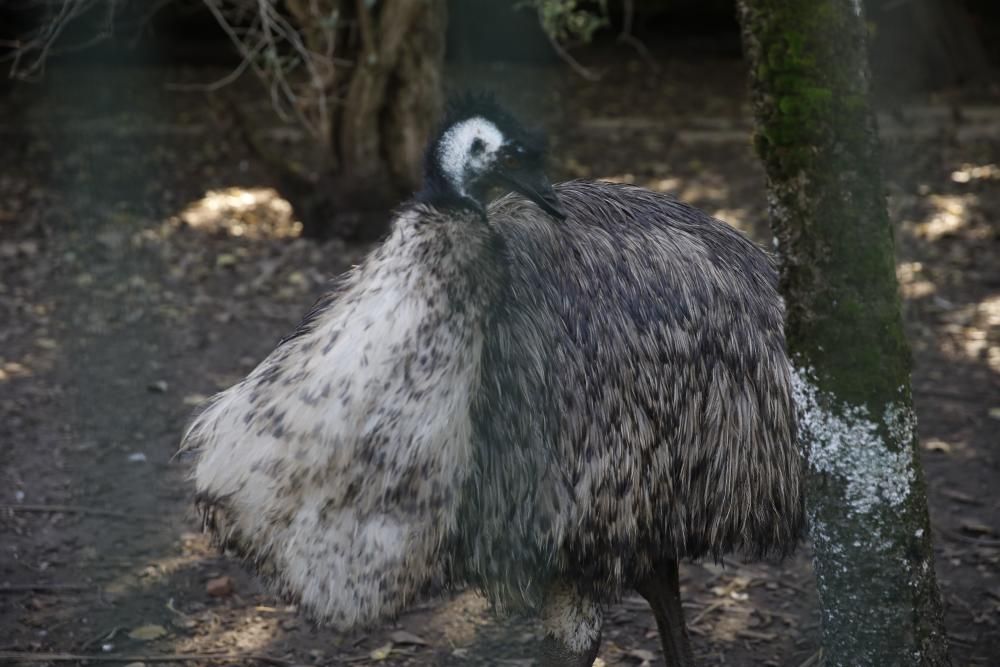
xmin=421 ymin=94 xmax=565 ymax=220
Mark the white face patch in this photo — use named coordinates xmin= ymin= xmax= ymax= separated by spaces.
xmin=438 ymin=117 xmax=504 ymax=195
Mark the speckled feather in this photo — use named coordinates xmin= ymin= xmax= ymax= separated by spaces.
xmin=181 ymin=203 xmax=505 ymax=630
xmin=181 ymin=174 xmax=803 ymax=633
xmin=459 ymin=180 xmax=805 ymax=609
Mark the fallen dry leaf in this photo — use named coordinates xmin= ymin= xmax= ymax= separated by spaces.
xmin=128 ymin=624 xmax=167 ymax=641
xmin=369 ymin=642 xmax=394 ymax=660
xmin=923 ymin=438 xmax=953 ymax=453
xmin=389 ymin=630 xmax=429 ymax=646
xmin=942 ymin=488 xmax=983 ymax=506
xmin=206 ymin=575 xmax=234 ymax=597
xmin=959 ymin=519 xmax=996 ymax=536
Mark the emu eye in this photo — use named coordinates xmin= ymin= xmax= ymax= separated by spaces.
xmin=503 ymin=149 xmax=524 ymax=170
xmin=470 ymin=138 xmax=485 ymax=155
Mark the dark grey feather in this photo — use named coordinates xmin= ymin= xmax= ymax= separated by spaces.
xmin=457 ymin=180 xmax=804 ymax=609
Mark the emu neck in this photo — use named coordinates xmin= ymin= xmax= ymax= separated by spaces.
xmin=387 ymin=202 xmax=505 ymax=307
xmin=414 ymin=168 xmax=489 ymax=220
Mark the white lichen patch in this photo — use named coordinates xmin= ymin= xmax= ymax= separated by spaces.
xmin=792 ymin=366 xmax=916 ymax=515
xmin=438 ymin=117 xmax=503 ymax=195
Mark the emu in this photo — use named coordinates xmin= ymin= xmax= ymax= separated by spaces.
xmin=182 ymin=97 xmax=803 ymax=667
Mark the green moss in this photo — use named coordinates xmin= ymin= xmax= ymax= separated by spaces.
xmin=744 ymin=0 xmax=911 ymax=407
xmin=739 ymin=1 xmax=951 ymax=663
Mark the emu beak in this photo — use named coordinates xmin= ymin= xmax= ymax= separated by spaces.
xmin=501 ymin=169 xmax=567 ymax=220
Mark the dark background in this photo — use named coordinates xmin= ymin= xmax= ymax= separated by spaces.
xmin=2 ymin=0 xmax=999 ymax=90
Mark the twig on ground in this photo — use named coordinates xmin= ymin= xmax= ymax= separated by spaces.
xmin=912 ymin=385 xmax=980 ymax=401
xmin=79 ymin=625 xmax=121 ymax=652
xmin=0 ymin=504 xmax=167 ymax=523
xmin=718 ymin=559 xmax=812 ymax=595
xmin=736 ymin=629 xmax=777 ymax=642
xmin=546 ymin=33 xmax=600 ymax=81
xmin=937 ymin=525 xmax=1000 ymax=547
xmin=690 ymin=599 xmax=728 ymax=626
xmin=947 ymin=632 xmax=976 ymax=646
xmin=166 ymin=597 xmax=192 ymax=618
xmin=754 ymin=607 xmax=800 ymax=624
xmin=0 ymin=651 xmax=293 ymax=665
xmin=940 ymin=488 xmax=985 ymax=506
xmin=797 ymin=648 xmax=823 ymax=667
xmin=0 ymin=584 xmax=94 ymax=593
xmin=616 ymin=0 xmax=659 ymax=70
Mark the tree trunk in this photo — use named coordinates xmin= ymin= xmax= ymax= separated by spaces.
xmin=332 ymin=0 xmax=446 ymax=207
xmin=274 ymin=0 xmax=446 ymax=240
xmin=736 ymin=2 xmax=950 ymax=665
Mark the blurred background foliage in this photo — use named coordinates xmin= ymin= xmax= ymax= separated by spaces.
xmin=3 ymin=0 xmax=996 ymax=92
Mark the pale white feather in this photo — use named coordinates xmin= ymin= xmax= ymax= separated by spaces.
xmin=184 ymin=206 xmax=497 ymax=629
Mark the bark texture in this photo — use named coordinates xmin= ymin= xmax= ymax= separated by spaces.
xmin=337 ymin=0 xmax=446 ymax=203
xmin=736 ymin=1 xmax=950 ymax=665
xmin=260 ymin=0 xmax=446 ymax=239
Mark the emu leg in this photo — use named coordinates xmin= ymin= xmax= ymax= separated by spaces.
xmin=635 ymin=559 xmax=695 ymax=666
xmin=538 ymin=581 xmax=603 ymax=666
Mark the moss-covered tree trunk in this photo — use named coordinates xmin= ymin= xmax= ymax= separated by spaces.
xmin=736 ymin=2 xmax=950 ymax=665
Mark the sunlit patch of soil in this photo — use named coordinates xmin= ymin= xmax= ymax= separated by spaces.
xmin=177 ymin=188 xmax=301 ymax=240
xmin=916 ymin=195 xmax=976 ymax=241
xmin=897 ymin=261 xmax=937 ymax=300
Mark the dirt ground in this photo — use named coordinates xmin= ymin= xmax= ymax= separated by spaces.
xmin=1 ymin=54 xmax=998 ymax=666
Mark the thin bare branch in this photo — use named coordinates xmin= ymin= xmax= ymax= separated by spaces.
xmin=3 ymin=0 xmax=119 ymax=81
xmin=0 ymin=504 xmax=169 ymax=523
xmin=546 ymin=31 xmax=601 ymax=82
xmin=6 ymin=0 xmax=348 ymax=154
xmin=0 ymin=651 xmax=294 ymax=665
xmin=165 ymin=41 xmax=259 ymax=92
xmin=616 ymin=0 xmax=659 ymax=70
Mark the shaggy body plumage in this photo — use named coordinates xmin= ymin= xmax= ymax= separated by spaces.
xmin=181 ymin=96 xmax=803 ymax=665
xmin=183 ymin=204 xmax=506 ymax=629
xmin=460 ymin=180 xmax=804 ymax=611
